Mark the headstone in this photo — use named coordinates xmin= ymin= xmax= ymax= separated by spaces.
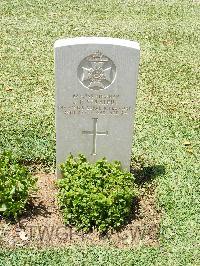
xmin=55 ymin=37 xmax=140 ymax=173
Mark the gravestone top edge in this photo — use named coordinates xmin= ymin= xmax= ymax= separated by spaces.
xmin=54 ymin=37 xmax=140 ymax=50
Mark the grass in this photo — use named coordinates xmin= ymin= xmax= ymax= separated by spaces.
xmin=0 ymin=0 xmax=199 ymax=265
xmin=0 ymin=247 xmax=160 ymax=266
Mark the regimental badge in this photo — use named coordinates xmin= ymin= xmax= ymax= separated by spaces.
xmin=77 ymin=51 xmax=116 ymax=90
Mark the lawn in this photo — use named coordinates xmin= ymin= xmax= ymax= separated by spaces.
xmin=0 ymin=0 xmax=199 ymax=265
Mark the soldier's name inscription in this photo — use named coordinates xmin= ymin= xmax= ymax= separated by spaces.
xmin=58 ymin=93 xmax=132 ymax=116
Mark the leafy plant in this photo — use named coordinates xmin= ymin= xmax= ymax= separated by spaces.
xmin=57 ymin=154 xmax=138 ymax=233
xmin=0 ymin=151 xmax=37 ymax=218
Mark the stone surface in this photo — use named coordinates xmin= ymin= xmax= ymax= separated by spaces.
xmin=55 ymin=37 xmax=140 ymax=172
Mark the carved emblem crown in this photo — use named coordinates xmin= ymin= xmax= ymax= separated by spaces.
xmin=87 ymin=51 xmax=109 ymax=62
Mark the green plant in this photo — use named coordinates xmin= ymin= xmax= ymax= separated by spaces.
xmin=57 ymin=154 xmax=138 ymax=233
xmin=1 ymin=0 xmax=199 ymax=263
xmin=0 ymin=151 xmax=37 ymax=218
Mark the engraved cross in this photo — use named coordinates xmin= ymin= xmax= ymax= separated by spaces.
xmin=82 ymin=118 xmax=108 ymax=155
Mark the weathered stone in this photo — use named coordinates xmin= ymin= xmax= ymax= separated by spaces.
xmin=55 ymin=37 xmax=140 ymax=173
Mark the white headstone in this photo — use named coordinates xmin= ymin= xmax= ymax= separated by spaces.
xmin=55 ymin=37 xmax=140 ymax=173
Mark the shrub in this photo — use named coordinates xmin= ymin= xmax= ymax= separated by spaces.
xmin=0 ymin=151 xmax=37 ymax=218
xmin=57 ymin=154 xmax=138 ymax=233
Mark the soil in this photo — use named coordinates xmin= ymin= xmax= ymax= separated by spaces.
xmin=0 ymin=173 xmax=161 ymax=249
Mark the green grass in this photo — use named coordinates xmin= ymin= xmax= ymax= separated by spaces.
xmin=0 ymin=0 xmax=199 ymax=265
xmin=0 ymin=247 xmax=159 ymax=266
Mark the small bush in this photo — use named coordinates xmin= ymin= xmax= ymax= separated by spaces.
xmin=57 ymin=154 xmax=138 ymax=233
xmin=0 ymin=151 xmax=37 ymax=218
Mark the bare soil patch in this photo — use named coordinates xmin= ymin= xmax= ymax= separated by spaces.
xmin=0 ymin=173 xmax=161 ymax=249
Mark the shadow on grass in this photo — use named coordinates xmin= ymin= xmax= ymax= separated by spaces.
xmin=131 ymin=164 xmax=166 ymax=186
xmin=130 ymin=157 xmax=165 ymax=186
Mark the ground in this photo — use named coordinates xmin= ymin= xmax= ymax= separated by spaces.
xmin=0 ymin=0 xmax=199 ymax=265
xmin=1 ymin=173 xmax=160 ymax=249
